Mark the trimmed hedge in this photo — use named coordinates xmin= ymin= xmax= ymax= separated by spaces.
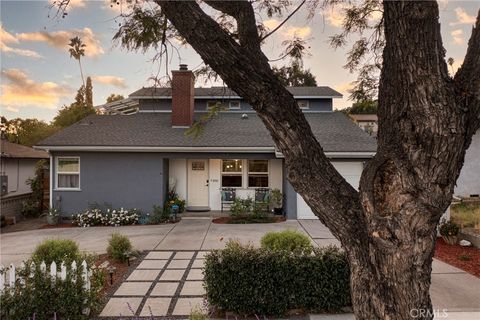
xmin=261 ymin=230 xmax=313 ymax=253
xmin=204 ymin=241 xmax=351 ymax=316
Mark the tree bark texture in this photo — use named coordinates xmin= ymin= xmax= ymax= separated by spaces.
xmin=157 ymin=0 xmax=480 ymax=319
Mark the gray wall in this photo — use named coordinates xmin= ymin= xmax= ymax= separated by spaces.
xmin=455 ymin=132 xmax=480 ymax=197
xmin=51 ymin=152 xmax=168 ymax=216
xmin=138 ymin=98 xmax=333 ymax=112
xmin=282 ymin=162 xmax=298 ymax=219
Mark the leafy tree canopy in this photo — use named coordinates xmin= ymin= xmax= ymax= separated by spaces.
xmin=53 ymin=83 xmax=96 ymax=128
xmin=341 ymin=99 xmax=378 ymax=115
xmin=1 ymin=117 xmax=58 ymax=147
xmin=272 ymin=61 xmax=317 ymax=87
xmin=106 ymin=94 xmax=125 ymax=103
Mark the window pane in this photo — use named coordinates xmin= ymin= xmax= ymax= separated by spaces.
xmin=58 ymin=158 xmax=79 ymax=172
xmin=248 ymin=160 xmax=268 ymax=173
xmin=222 ymin=175 xmax=242 ymax=187
xmin=248 ymin=175 xmax=268 ymax=187
xmin=58 ymin=174 xmax=79 ymax=188
xmin=222 ymin=160 xmax=242 ymax=173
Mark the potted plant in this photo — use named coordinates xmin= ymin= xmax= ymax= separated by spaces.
xmin=439 ymin=219 xmax=460 ymax=245
xmin=270 ymin=189 xmax=283 ymax=215
xmin=46 ymin=207 xmax=60 ymax=225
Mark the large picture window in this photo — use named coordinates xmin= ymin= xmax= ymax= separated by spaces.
xmin=221 ymin=159 xmax=242 ymax=187
xmin=248 ymin=160 xmax=269 ymax=187
xmin=56 ymin=157 xmax=80 ymax=189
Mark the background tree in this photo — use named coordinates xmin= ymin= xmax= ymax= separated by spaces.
xmin=0 ymin=117 xmax=58 ymax=147
xmin=68 ymin=36 xmax=86 ymax=87
xmin=106 ymin=94 xmax=125 ymax=103
xmin=341 ymin=99 xmax=378 ymax=115
xmin=53 ymin=84 xmax=96 ymax=128
xmin=272 ymin=61 xmax=317 ymax=86
xmin=54 ymin=1 xmax=480 ymax=319
xmin=85 ymin=76 xmax=93 ymax=107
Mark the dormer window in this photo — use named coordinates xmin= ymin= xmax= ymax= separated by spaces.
xmin=297 ymin=100 xmax=310 ymax=110
xmin=229 ymin=101 xmax=241 ymax=110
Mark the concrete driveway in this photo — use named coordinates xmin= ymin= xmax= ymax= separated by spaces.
xmin=1 ymin=218 xmax=479 ymax=314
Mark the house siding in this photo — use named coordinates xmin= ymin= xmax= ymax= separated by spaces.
xmin=455 ymin=132 xmax=480 ymax=197
xmin=138 ymin=98 xmax=333 ymax=112
xmin=51 ymin=152 xmax=168 ymax=216
xmin=0 ymin=158 xmax=39 ymax=196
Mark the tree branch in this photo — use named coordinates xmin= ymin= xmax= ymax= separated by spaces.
xmin=260 ymin=0 xmax=306 ymax=41
xmin=204 ymin=0 xmax=262 ymax=52
xmin=156 ymin=0 xmax=367 ymax=247
xmin=454 ymin=9 xmax=480 ymax=137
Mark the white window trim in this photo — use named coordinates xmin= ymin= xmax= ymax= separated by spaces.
xmin=247 ymin=160 xmax=269 ymax=188
xmin=221 ymin=159 xmax=243 ymax=188
xmin=55 ymin=156 xmax=81 ymax=191
xmin=229 ymin=101 xmax=241 ymax=110
xmin=297 ymin=100 xmax=310 ymax=110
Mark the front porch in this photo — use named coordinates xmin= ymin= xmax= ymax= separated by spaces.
xmin=167 ymin=158 xmax=284 ymax=212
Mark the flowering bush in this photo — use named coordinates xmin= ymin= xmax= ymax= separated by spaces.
xmin=73 ymin=208 xmax=139 ymax=227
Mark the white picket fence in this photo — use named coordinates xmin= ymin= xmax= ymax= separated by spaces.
xmin=0 ymin=260 xmax=91 ymax=292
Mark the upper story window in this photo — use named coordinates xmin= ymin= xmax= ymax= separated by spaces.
xmin=221 ymin=159 xmax=242 ymax=187
xmin=56 ymin=157 xmax=80 ymax=189
xmin=248 ymin=160 xmax=269 ymax=188
xmin=297 ymin=100 xmax=310 ymax=110
xmin=229 ymin=101 xmax=241 ymax=110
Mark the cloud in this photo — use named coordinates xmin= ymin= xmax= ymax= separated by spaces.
xmin=17 ymin=27 xmax=104 ymax=57
xmin=92 ymin=75 xmax=127 ymax=89
xmin=283 ymin=26 xmax=311 ymax=38
xmin=438 ymin=0 xmax=449 ymax=10
xmin=0 ymin=25 xmax=42 ymax=58
xmin=334 ymin=81 xmax=354 ymax=96
xmin=451 ymin=29 xmax=464 ymax=45
xmin=48 ymin=0 xmax=86 ymax=10
xmin=4 ymin=106 xmax=19 ymax=113
xmin=263 ymin=19 xmax=280 ymax=30
xmin=1 ymin=69 xmax=71 ymax=110
xmin=323 ymin=5 xmax=345 ymax=28
xmin=450 ymin=7 xmax=476 ymax=26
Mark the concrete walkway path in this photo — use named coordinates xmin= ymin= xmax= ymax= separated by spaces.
xmin=1 ymin=218 xmax=479 ymax=316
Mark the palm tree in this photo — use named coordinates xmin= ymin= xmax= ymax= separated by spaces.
xmin=68 ymin=36 xmax=86 ymax=87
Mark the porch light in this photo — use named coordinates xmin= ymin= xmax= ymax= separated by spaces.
xmin=107 ymin=265 xmax=116 ymax=285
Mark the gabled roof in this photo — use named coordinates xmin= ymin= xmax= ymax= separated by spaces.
xmin=36 ymin=112 xmax=376 ymax=154
xmin=1 ymin=140 xmax=48 ymax=159
xmin=129 ymin=86 xmax=342 ymax=99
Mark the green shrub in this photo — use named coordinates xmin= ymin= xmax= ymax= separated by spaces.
xmin=107 ymin=233 xmax=132 ymax=261
xmin=0 ymin=259 xmax=103 ymax=320
xmin=261 ymin=230 xmax=313 ymax=253
xmin=439 ymin=219 xmax=460 ymax=236
xmin=204 ymin=241 xmax=350 ymax=316
xmin=32 ymin=239 xmax=81 ymax=266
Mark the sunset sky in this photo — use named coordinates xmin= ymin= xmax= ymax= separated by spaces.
xmin=1 ymin=0 xmax=478 ymax=121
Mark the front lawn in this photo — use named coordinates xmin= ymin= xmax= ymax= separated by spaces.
xmin=450 ymin=202 xmax=480 ymax=230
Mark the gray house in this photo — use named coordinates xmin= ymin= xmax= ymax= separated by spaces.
xmin=36 ymin=66 xmax=376 ymax=219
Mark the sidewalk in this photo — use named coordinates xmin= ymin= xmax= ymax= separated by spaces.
xmin=1 ymin=219 xmax=479 ymax=316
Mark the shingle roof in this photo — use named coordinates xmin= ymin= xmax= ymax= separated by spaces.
xmin=36 ymin=112 xmax=376 ymax=153
xmin=129 ymin=86 xmax=342 ymax=98
xmin=1 ymin=140 xmax=48 ymax=159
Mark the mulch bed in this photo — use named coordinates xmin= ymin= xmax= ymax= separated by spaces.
xmin=434 ymin=238 xmax=480 ymax=278
xmin=213 ymin=216 xmax=286 ymax=224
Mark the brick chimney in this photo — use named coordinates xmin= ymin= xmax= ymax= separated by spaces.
xmin=171 ymin=64 xmax=195 ymax=127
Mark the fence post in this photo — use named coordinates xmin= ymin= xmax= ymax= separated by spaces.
xmin=40 ymin=261 xmax=46 ymax=273
xmin=19 ymin=262 xmax=26 ymax=285
xmin=50 ymin=261 xmax=57 ymax=279
xmin=81 ymin=260 xmax=90 ymax=290
xmin=71 ymin=261 xmax=77 ymax=282
xmin=0 ymin=265 xmax=5 ymax=291
xmin=30 ymin=262 xmax=36 ymax=278
xmin=60 ymin=262 xmax=67 ymax=280
xmin=8 ymin=264 xmax=15 ymax=288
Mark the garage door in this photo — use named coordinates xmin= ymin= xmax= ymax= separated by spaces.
xmin=297 ymin=161 xmax=364 ymax=219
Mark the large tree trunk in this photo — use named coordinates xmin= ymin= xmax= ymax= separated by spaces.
xmin=156 ymin=0 xmax=480 ymax=319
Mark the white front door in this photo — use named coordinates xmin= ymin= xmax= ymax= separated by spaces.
xmin=187 ymin=159 xmax=209 ymax=207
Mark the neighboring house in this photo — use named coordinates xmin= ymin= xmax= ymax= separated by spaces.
xmin=36 ymin=65 xmax=377 ymax=219
xmin=1 ymin=139 xmax=48 ymax=217
xmin=455 ymin=131 xmax=480 ymax=198
xmin=349 ymin=114 xmax=378 ymax=136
